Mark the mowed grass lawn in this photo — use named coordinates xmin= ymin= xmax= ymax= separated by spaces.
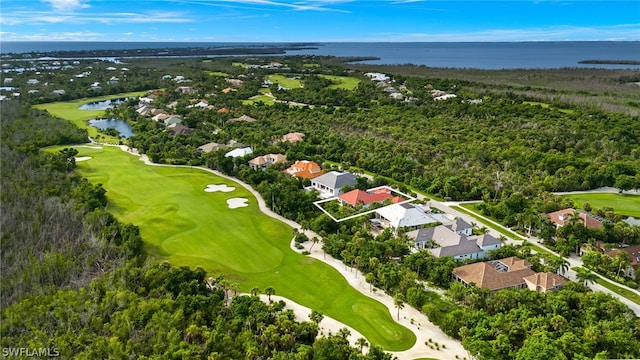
xmin=34 ymin=91 xmax=150 ymax=141
xmin=319 ymin=75 xmax=361 ymax=90
xmin=71 ymin=145 xmax=415 ymax=350
xmin=561 ymin=193 xmax=640 ymax=217
xmin=266 ymin=74 xmax=303 ymax=88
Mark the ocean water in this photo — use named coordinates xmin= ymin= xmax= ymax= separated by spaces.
xmin=1 ymin=41 xmax=638 ymax=70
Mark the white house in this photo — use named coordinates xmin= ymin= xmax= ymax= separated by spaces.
xmin=310 ymin=171 xmax=357 ymax=198
xmin=374 ymin=203 xmax=440 ymax=232
xmin=224 ymin=147 xmax=253 ymax=158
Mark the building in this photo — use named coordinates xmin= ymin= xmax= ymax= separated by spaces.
xmin=224 ymin=147 xmax=253 ymax=158
xmin=545 ymin=208 xmax=603 ymax=229
xmin=452 ymin=257 xmax=567 ymax=293
xmin=604 ymin=244 xmax=640 ymax=278
xmin=310 ymin=171 xmax=357 ymax=198
xmin=280 ymin=132 xmax=305 ymax=143
xmin=285 ymin=160 xmax=323 ymax=179
xmin=248 ymin=154 xmax=287 ymax=170
xmin=374 ymin=203 xmax=441 ymax=232
xmin=408 ymin=226 xmax=501 ymax=260
xmin=445 ymin=217 xmax=473 ymax=236
xmin=338 ymin=187 xmax=403 ymax=207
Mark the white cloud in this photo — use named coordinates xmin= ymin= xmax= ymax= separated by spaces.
xmin=42 ymin=0 xmax=90 ymax=11
xmin=0 ymin=10 xmax=193 ymax=25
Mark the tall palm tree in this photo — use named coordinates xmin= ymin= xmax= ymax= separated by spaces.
xmin=575 ymin=267 xmax=597 ymax=286
xmin=251 ymin=286 xmax=260 ymax=296
xmin=355 ymin=337 xmax=368 ymax=353
xmin=394 ymin=293 xmax=405 ymax=321
xmin=555 ymin=258 xmax=570 ymax=275
xmin=264 ymin=286 xmax=275 ymax=302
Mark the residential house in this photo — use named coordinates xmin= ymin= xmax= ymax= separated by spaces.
xmin=310 ymin=171 xmax=357 ymax=198
xmin=225 ymin=78 xmax=244 ymax=86
xmin=338 ymin=187 xmax=403 ymax=207
xmin=228 ymin=115 xmax=256 ymax=123
xmin=248 ymin=154 xmax=287 ymax=170
xmin=27 ymin=79 xmax=39 ymax=85
xmin=604 ymin=244 xmax=640 ymax=278
xmin=221 ymin=87 xmax=237 ymax=94
xmin=52 ymin=89 xmax=66 ymax=95
xmin=152 ymin=113 xmax=171 ymax=122
xmin=198 ymin=142 xmax=227 ymax=153
xmin=176 ymin=86 xmax=195 ymax=94
xmin=163 ymin=116 xmax=182 ymax=126
xmin=224 ymin=147 xmax=253 ymax=158
xmin=280 ymin=132 xmax=305 ymax=143
xmin=408 ymin=226 xmax=501 ymax=260
xmin=452 ymin=257 xmax=536 ymax=291
xmin=139 ymin=94 xmax=157 ymax=103
xmin=166 ymin=123 xmax=193 ymax=137
xmin=285 ymin=160 xmax=323 ymax=179
xmin=523 ymin=272 xmax=568 ymax=293
xmin=374 ymin=203 xmax=441 ymax=232
xmin=545 ymin=208 xmax=603 ymax=229
xmin=3 ymin=78 xmax=13 ymax=84
xmin=445 ymin=218 xmax=473 ymax=236
xmin=108 ymin=76 xmax=119 ymax=85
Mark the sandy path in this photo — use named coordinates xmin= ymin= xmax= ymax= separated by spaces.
xmin=103 ymin=144 xmax=467 ymax=359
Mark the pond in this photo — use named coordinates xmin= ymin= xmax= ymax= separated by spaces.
xmin=88 ymin=118 xmax=134 ymax=138
xmin=79 ymin=98 xmax=127 ymax=110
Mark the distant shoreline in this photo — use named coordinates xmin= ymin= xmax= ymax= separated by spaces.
xmin=578 ymin=59 xmax=640 ymax=65
xmin=4 ymin=45 xmax=319 ymax=58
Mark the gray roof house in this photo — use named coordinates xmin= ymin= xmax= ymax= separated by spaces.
xmin=408 ymin=226 xmax=501 ymax=261
xmin=310 ymin=171 xmax=357 ymax=198
xmin=445 ymin=218 xmax=473 ymax=236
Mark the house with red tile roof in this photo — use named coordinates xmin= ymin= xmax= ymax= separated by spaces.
xmin=285 ymin=160 xmax=323 ymax=179
xmin=545 ymin=208 xmax=603 ymax=229
xmin=338 ymin=188 xmax=403 ymax=207
xmin=452 ymin=257 xmax=568 ymax=292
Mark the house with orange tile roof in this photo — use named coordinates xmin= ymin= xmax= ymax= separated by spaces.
xmin=338 ymin=188 xmax=404 ymax=207
xmin=248 ymin=154 xmax=287 ymax=170
xmin=452 ymin=257 xmax=568 ymax=293
xmin=285 ymin=160 xmax=323 ymax=179
xmin=545 ymin=208 xmax=603 ymax=229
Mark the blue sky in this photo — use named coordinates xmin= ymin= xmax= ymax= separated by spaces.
xmin=1 ymin=1 xmax=638 ymax=42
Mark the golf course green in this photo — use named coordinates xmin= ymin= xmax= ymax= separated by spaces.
xmin=67 ymin=145 xmax=415 ymax=350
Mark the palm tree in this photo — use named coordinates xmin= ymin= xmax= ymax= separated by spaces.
xmin=394 ymin=293 xmax=405 ymax=321
xmin=355 ymin=337 xmax=368 ymax=353
xmin=309 ymin=236 xmax=319 ymax=251
xmin=555 ymin=258 xmax=570 ymax=275
xmin=251 ymin=286 xmax=260 ymax=296
xmin=264 ymin=286 xmax=275 ymax=302
xmin=575 ymin=267 xmax=597 ymax=286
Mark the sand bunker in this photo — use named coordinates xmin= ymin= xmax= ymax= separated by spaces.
xmin=227 ymin=198 xmax=248 ymax=209
xmin=204 ymin=184 xmax=235 ymax=193
xmin=75 ymin=156 xmax=92 ymax=162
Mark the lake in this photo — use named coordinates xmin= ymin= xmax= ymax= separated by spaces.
xmin=88 ymin=118 xmax=134 ymax=138
xmin=79 ymin=98 xmax=127 ymax=110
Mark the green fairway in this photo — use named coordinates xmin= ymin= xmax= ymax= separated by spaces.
xmin=205 ymin=70 xmax=229 ymax=77
xmin=34 ymin=91 xmax=150 ymax=141
xmin=243 ymin=94 xmax=276 ymax=106
xmin=319 ymin=75 xmax=361 ymax=90
xmin=266 ymin=74 xmax=303 ymax=88
xmin=561 ymin=192 xmax=640 ymax=217
xmin=68 ymin=145 xmax=415 ymax=350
